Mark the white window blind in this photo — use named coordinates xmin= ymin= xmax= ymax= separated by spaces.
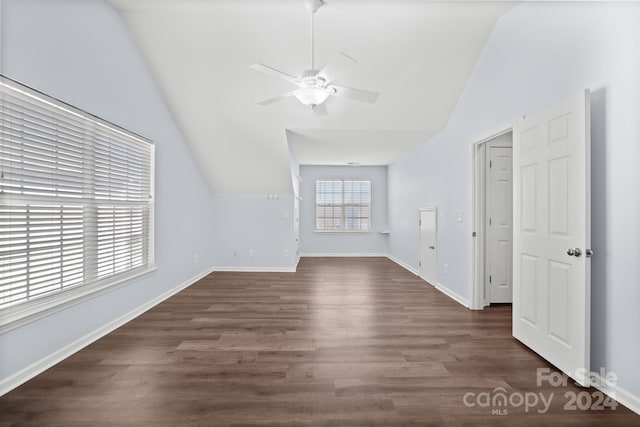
xmin=0 ymin=76 xmax=154 ymax=314
xmin=315 ymin=180 xmax=371 ymax=232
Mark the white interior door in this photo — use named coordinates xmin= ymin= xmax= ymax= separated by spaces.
xmin=513 ymin=90 xmax=591 ymax=386
xmin=487 ymin=146 xmax=513 ymax=303
xmin=419 ymin=209 xmax=437 ymax=286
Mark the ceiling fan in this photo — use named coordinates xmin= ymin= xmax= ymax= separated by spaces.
xmin=250 ymin=0 xmax=379 ymax=116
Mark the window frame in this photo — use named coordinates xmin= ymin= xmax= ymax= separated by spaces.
xmin=314 ymin=179 xmax=372 ymax=233
xmin=0 ymin=75 xmax=156 ymax=331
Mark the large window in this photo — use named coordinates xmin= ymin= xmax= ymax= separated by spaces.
xmin=315 ymin=180 xmax=371 ymax=232
xmin=0 ymin=76 xmax=154 ymax=321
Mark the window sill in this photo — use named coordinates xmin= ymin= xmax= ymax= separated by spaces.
xmin=314 ymin=230 xmax=372 ymax=234
xmin=0 ymin=266 xmax=157 ymax=334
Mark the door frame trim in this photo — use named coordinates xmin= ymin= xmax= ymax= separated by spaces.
xmin=469 ymin=126 xmax=513 ymax=310
xmin=418 ymin=207 xmax=437 ymax=286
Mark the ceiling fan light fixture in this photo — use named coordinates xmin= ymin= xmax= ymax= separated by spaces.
xmin=293 ymin=86 xmax=332 ymax=106
xmin=250 ymin=0 xmax=379 ymax=114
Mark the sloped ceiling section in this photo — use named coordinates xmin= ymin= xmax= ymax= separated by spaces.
xmin=107 ymin=0 xmax=513 ymax=194
xmin=287 ymin=129 xmax=432 ymax=165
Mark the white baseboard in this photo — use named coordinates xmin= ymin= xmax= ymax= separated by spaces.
xmin=300 ymin=253 xmax=388 ymax=258
xmin=435 ymin=281 xmax=470 ymax=308
xmin=388 ymin=255 xmax=639 ymax=414
xmin=0 ymin=266 xmax=157 ymax=334
xmin=0 ymin=266 xmax=214 ymax=397
xmin=592 ymin=374 xmax=640 ymax=415
xmin=4 ymin=259 xmax=638 ymax=417
xmin=386 ymin=255 xmax=470 ymax=309
xmin=213 ymin=266 xmax=296 ymax=273
xmin=386 ymin=254 xmax=419 ymax=276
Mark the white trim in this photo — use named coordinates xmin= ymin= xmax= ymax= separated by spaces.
xmin=4 ymin=257 xmax=637 ymax=417
xmin=0 ymin=266 xmax=157 ymax=333
xmin=313 ymin=230 xmax=371 ymax=234
xmin=0 ymin=266 xmax=214 ymax=397
xmin=304 ymin=253 xmax=424 ymax=278
xmin=300 ymin=253 xmax=387 ymax=258
xmin=469 ymin=122 xmax=514 ymax=148
xmin=470 ymin=139 xmax=485 ymax=310
xmin=0 ymin=0 xmax=3 ymax=74
xmin=302 ymin=254 xmax=472 ymax=309
xmin=436 ymin=281 xmax=470 ymax=308
xmin=387 ymin=253 xmax=471 ymax=308
xmin=149 ymin=144 xmax=156 ymax=266
xmin=0 ymin=75 xmax=155 ymax=325
xmin=386 ymin=254 xmax=420 ymax=276
xmin=213 ymin=266 xmax=297 ymax=273
xmin=592 ymin=374 xmax=640 ymax=416
xmin=470 ymin=126 xmax=514 ymax=310
xmin=418 ymin=207 xmax=437 ymax=287
xmin=314 ymin=179 xmax=372 ymax=233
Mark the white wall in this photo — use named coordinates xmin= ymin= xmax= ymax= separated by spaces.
xmin=300 ymin=165 xmax=389 ymax=256
xmin=208 ymin=137 xmax=300 ymax=272
xmin=388 ymin=1 xmax=640 ymax=399
xmin=2 ymin=0 xmax=639 ymax=405
xmin=0 ymin=0 xmax=214 ymax=389
xmin=211 ymin=194 xmax=297 ymax=271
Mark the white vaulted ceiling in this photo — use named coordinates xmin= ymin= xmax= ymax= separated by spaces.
xmin=106 ymin=0 xmax=514 ymax=194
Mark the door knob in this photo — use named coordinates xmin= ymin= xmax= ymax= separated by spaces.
xmin=429 ymin=246 xmax=435 ymax=250
xmin=567 ymin=248 xmax=582 ymax=257
xmin=585 ymin=249 xmax=594 ymax=258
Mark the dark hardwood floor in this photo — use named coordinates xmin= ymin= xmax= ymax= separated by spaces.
xmin=1 ymin=257 xmax=638 ymax=426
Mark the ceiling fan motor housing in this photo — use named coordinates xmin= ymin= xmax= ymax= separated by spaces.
xmin=250 ymin=0 xmax=378 ymax=112
xmin=307 ymin=0 xmax=324 ymax=13
xmin=300 ymin=70 xmax=326 ymax=88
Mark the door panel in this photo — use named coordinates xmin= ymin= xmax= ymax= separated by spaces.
xmin=513 ymin=90 xmax=591 ymax=386
xmin=520 ymin=254 xmax=538 ymax=325
xmin=487 ymin=147 xmax=513 ymax=303
xmin=549 ymin=158 xmax=570 ymax=236
xmin=419 ymin=209 xmax=436 ymax=286
xmin=521 ymin=165 xmax=537 ymax=232
xmin=548 ymin=260 xmax=571 ymax=345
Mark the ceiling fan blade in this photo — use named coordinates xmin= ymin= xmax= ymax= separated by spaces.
xmin=330 ymin=85 xmax=379 ymax=104
xmin=316 ymin=53 xmax=357 ymax=84
xmin=256 ymin=92 xmax=294 ymax=106
xmin=250 ymin=63 xmax=300 ymax=84
xmin=312 ymin=103 xmax=328 ymax=117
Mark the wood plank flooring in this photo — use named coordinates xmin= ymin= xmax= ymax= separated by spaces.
xmin=1 ymin=257 xmax=638 ymax=426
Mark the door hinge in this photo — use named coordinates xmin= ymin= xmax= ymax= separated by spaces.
xmin=489 ymin=275 xmax=492 ymax=283
xmin=489 ymin=160 xmax=492 ymax=168
xmin=419 ymin=219 xmax=422 ymax=226
xmin=489 ymin=218 xmax=492 ymax=226
xmin=419 ymin=261 xmax=422 ymax=267
xmin=472 ymin=231 xmax=477 ymax=237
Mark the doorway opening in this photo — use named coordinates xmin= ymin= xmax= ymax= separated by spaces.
xmin=469 ymin=91 xmax=591 ymax=386
xmin=471 ymin=129 xmax=513 ymax=309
